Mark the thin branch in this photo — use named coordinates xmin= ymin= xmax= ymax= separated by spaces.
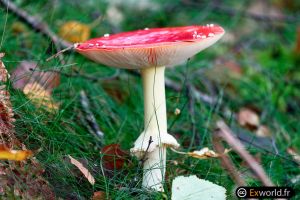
xmin=80 ymin=90 xmax=104 ymax=144
xmin=216 ymin=120 xmax=274 ymax=186
xmin=139 ymin=136 xmax=154 ymax=164
xmin=212 ymin=134 xmax=246 ymax=186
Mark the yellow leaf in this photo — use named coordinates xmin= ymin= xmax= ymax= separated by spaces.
xmin=0 ymin=145 xmax=32 ymax=161
xmin=23 ymin=82 xmax=59 ymax=112
xmin=187 ymin=147 xmax=231 ymax=159
xmin=188 ymin=147 xmax=220 ymax=159
xmin=59 ymin=21 xmax=90 ymax=43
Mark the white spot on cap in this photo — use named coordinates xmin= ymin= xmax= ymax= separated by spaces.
xmin=88 ymin=44 xmax=94 ymax=47
xmin=208 ymin=33 xmax=215 ymax=37
xmin=201 ymin=35 xmax=207 ymax=39
xmin=144 ymin=27 xmax=149 ymax=30
xmin=96 ymin=43 xmax=99 ymax=46
xmin=104 ymin=33 xmax=110 ymax=37
xmin=209 ymin=24 xmax=214 ymax=27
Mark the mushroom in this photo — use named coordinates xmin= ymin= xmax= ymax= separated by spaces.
xmin=75 ymin=25 xmax=225 ymax=191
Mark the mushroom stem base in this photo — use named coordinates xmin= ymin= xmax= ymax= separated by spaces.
xmin=142 ymin=146 xmax=166 ymax=192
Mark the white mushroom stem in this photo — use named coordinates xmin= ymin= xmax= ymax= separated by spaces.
xmin=131 ymin=66 xmax=179 ymax=191
xmin=142 ymin=66 xmax=167 ymax=191
xmin=142 ymin=66 xmax=167 ymax=141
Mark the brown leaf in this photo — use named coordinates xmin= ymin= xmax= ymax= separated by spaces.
xmin=59 ymin=21 xmax=90 ymax=43
xmin=11 ymin=61 xmax=60 ymax=92
xmin=237 ymin=108 xmax=260 ymax=129
xmin=68 ymin=155 xmax=95 ymax=185
xmin=92 ymin=191 xmax=107 ymax=200
xmin=101 ymin=144 xmax=128 ymax=170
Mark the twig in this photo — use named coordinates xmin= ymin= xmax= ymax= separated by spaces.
xmin=212 ymin=134 xmax=246 ymax=186
xmin=216 ymin=120 xmax=274 ymax=186
xmin=139 ymin=136 xmax=153 ymax=164
xmin=80 ymin=90 xmax=104 ymax=144
xmin=46 ymin=44 xmax=77 ymax=62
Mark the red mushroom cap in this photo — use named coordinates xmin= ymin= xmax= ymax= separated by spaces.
xmin=76 ymin=25 xmax=225 ymax=69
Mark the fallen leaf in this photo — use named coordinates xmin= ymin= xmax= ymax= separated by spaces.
xmin=187 ymin=147 xmax=230 ymax=159
xmin=11 ymin=61 xmax=60 ymax=92
xmin=23 ymin=82 xmax=59 ymax=112
xmin=68 ymin=155 xmax=95 ymax=185
xmin=171 ymin=147 xmax=230 ymax=159
xmin=287 ymin=148 xmax=300 ymax=165
xmin=171 ymin=175 xmax=226 ymax=200
xmin=237 ymin=107 xmax=260 ymax=129
xmin=0 ymin=145 xmax=32 ymax=161
xmin=92 ymin=191 xmax=107 ymax=200
xmin=101 ymin=144 xmax=128 ymax=170
xmin=59 ymin=21 xmax=90 ymax=43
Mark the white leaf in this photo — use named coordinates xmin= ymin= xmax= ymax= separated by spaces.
xmin=171 ymin=175 xmax=226 ymax=200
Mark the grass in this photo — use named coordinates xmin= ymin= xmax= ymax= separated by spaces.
xmin=1 ymin=0 xmax=300 ymax=199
